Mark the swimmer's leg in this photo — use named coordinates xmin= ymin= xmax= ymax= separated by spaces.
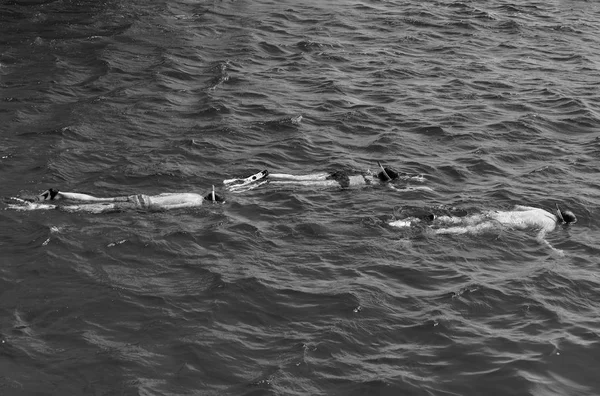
xmin=59 ymin=203 xmax=133 ymax=214
xmin=269 ymin=172 xmax=358 ymax=188
xmin=269 ymin=179 xmax=340 ymax=187
xmin=432 ymin=221 xmax=496 ymax=235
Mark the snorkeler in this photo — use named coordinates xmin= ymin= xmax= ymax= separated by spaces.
xmin=6 ymin=186 xmax=223 ymax=213
xmin=5 ymin=162 xmax=425 ymax=212
xmin=224 ymin=162 xmax=429 ymax=193
xmin=389 ymin=204 xmax=577 ymax=256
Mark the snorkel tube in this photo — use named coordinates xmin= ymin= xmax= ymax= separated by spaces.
xmin=205 ymin=185 xmax=224 ymax=202
xmin=376 ymin=161 xmax=399 ymax=182
xmin=555 ymin=204 xmax=566 ymax=224
xmin=555 ymin=204 xmax=577 ymax=225
xmin=377 ymin=161 xmax=391 ymax=181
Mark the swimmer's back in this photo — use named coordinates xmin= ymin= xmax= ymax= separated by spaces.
xmin=489 ymin=207 xmax=556 ymax=230
xmin=145 ymin=193 xmax=204 ymax=208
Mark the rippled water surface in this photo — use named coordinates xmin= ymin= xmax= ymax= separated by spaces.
xmin=1 ymin=0 xmax=600 ymax=395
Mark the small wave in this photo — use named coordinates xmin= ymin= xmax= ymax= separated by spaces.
xmin=296 ymin=39 xmax=329 ymax=52
xmin=494 ymin=19 xmax=522 ymax=32
xmin=206 ymin=61 xmax=231 ymax=91
xmin=258 ymin=41 xmax=289 ymax=56
xmin=412 ymin=125 xmax=447 ymax=137
xmin=255 ymin=114 xmax=303 ymax=130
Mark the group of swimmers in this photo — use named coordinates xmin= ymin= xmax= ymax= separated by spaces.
xmin=7 ymin=162 xmax=577 ymax=255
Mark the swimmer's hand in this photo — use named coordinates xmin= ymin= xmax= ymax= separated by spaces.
xmin=536 ymin=230 xmax=565 ymax=257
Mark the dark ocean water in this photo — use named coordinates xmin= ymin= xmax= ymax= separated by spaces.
xmin=1 ymin=0 xmax=600 ymax=395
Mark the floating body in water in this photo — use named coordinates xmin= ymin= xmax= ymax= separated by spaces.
xmin=6 ymin=164 xmax=428 ymax=213
xmin=390 ymin=205 xmax=577 ymax=256
xmin=7 ymin=187 xmax=223 ymax=213
xmin=224 ymin=163 xmax=430 ymax=193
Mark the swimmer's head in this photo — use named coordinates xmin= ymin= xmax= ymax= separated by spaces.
xmin=556 ymin=205 xmax=577 ymax=225
xmin=204 ymin=185 xmax=224 ymax=203
xmin=204 ymin=192 xmax=224 ymax=202
xmin=377 ymin=167 xmax=399 ymax=182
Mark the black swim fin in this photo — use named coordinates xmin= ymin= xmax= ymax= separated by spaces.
xmin=37 ymin=188 xmax=59 ymax=201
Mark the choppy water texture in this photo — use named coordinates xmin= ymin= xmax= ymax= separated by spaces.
xmin=1 ymin=0 xmax=600 ymax=395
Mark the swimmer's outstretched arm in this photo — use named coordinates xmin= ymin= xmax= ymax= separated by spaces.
xmin=267 ymin=172 xmax=337 ymax=187
xmin=55 ymin=191 xmax=129 ymax=202
xmin=269 ymin=172 xmax=330 ymax=181
xmin=535 ymin=229 xmax=564 ymax=257
xmin=34 ymin=188 xmax=128 ymax=203
xmin=5 ymin=198 xmax=57 ymax=211
xmin=7 ymin=194 xmax=128 ymax=212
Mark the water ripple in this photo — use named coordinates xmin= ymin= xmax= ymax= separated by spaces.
xmin=2 ymin=0 xmax=600 ymax=394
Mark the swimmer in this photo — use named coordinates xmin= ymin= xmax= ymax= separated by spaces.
xmin=224 ymin=162 xmax=429 ymax=193
xmin=389 ymin=204 xmax=577 ymax=256
xmin=7 ymin=186 xmax=223 ymax=213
